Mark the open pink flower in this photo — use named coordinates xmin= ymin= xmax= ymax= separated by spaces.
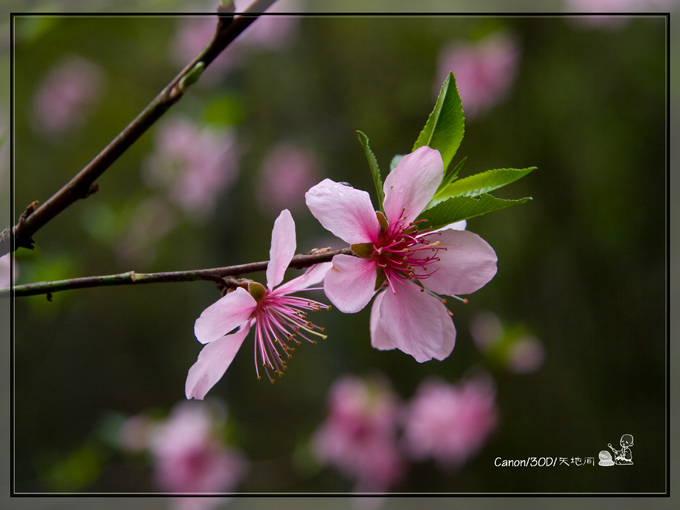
xmin=305 ymin=146 xmax=497 ymax=362
xmin=186 ymin=209 xmax=331 ymax=399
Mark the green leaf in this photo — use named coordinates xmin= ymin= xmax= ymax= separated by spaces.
xmin=431 ymin=167 xmax=537 ymax=207
xmin=417 ymin=193 xmax=532 ymax=230
xmin=390 ymin=154 xmax=403 ymax=172
xmin=413 ymin=72 xmax=465 ymax=171
xmin=357 ymin=131 xmax=385 ymax=211
xmin=436 ymin=156 xmax=467 ymax=195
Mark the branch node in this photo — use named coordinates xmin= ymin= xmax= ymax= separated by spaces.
xmin=217 ymin=1 xmax=236 ymax=17
xmin=19 ymin=201 xmax=39 ymax=223
xmin=308 ymin=247 xmax=332 ymax=255
xmin=85 ymin=184 xmax=99 ymax=198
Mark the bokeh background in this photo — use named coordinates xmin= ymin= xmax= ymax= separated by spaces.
xmin=1 ymin=0 xmax=677 ymax=509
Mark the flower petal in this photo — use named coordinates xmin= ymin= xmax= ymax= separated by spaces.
xmin=416 ymin=228 xmax=497 ymax=295
xmin=267 ymin=209 xmax=297 ymax=289
xmin=324 ymin=254 xmax=377 ymax=313
xmin=377 ymin=285 xmax=446 ymax=363
xmin=305 ymin=179 xmax=381 ymax=244
xmin=276 ymin=262 xmax=333 ymax=295
xmin=370 ymin=290 xmax=396 ymax=351
xmin=185 ymin=323 xmax=251 ymax=400
xmin=433 ymin=300 xmax=456 ymax=361
xmin=383 ymin=147 xmax=443 ymax=226
xmin=194 ymin=287 xmax=257 ymax=344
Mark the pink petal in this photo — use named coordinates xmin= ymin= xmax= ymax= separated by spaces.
xmin=323 ymin=254 xmax=377 ymax=313
xmin=433 ymin=300 xmax=456 ymax=361
xmin=305 ymin=179 xmax=381 ymax=244
xmin=194 ymin=287 xmax=257 ymax=344
xmin=276 ymin=262 xmax=332 ymax=295
xmin=185 ymin=323 xmax=251 ymax=400
xmin=383 ymin=147 xmax=443 ymax=226
xmin=377 ymin=285 xmax=446 ymax=363
xmin=266 ymin=209 xmax=297 ymax=289
xmin=370 ymin=290 xmax=396 ymax=351
xmin=416 ymin=228 xmax=497 ymax=296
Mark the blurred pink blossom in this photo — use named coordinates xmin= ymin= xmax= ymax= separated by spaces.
xmin=142 ymin=117 xmax=239 ymax=219
xmin=257 ymin=142 xmax=321 ymax=215
xmin=470 ymin=311 xmax=545 ymax=373
xmin=151 ymin=401 xmax=247 ymax=496
xmin=565 ymin=0 xmax=676 ymax=27
xmin=312 ymin=375 xmax=405 ymax=492
xmin=435 ymin=33 xmax=520 ymax=120
xmin=402 ymin=375 xmax=498 ymax=469
xmin=507 ymin=337 xmax=547 ymax=373
xmin=31 ymin=56 xmax=104 ymax=136
xmin=170 ymin=1 xmax=300 ymax=79
xmin=118 ymin=413 xmax=154 ymax=453
xmin=119 ymin=400 xmax=247 ymax=505
xmin=0 ymin=254 xmax=17 ymax=288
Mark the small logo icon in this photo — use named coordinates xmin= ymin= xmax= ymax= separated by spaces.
xmin=598 ymin=450 xmax=615 ymax=466
xmin=605 ymin=434 xmax=634 ymax=466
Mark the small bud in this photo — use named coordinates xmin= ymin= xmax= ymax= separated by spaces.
xmin=351 ymin=242 xmax=374 ymax=259
xmin=248 ymin=281 xmax=267 ymax=302
xmin=376 ymin=211 xmax=389 ymax=231
xmin=179 ymin=62 xmax=205 ymax=91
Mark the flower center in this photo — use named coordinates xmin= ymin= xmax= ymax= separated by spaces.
xmin=248 ymin=283 xmax=330 ymax=382
xmin=370 ymin=210 xmax=446 ymax=293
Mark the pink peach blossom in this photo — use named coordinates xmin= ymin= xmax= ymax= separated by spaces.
xmin=31 ymin=56 xmax=104 ymax=136
xmin=257 ymin=142 xmax=321 ymax=215
xmin=139 ymin=400 xmax=248 ymax=510
xmin=119 ymin=401 xmax=246 ymax=507
xmin=142 ymin=117 xmax=239 ymax=219
xmin=0 ymin=254 xmax=17 ymax=288
xmin=312 ymin=375 xmax=404 ymax=492
xmin=170 ymin=1 xmax=300 ymax=79
xmin=186 ymin=209 xmax=331 ymax=399
xmin=435 ymin=33 xmax=520 ymax=119
xmin=402 ymin=376 xmax=498 ymax=469
xmin=305 ymin=146 xmax=497 ymax=363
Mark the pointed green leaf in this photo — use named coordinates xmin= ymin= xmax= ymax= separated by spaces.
xmin=436 ymin=156 xmax=467 ymax=195
xmin=357 ymin=130 xmax=385 ymax=212
xmin=430 ymin=167 xmax=537 ymax=208
xmin=413 ymin=72 xmax=465 ymax=171
xmin=417 ymin=193 xmax=532 ymax=230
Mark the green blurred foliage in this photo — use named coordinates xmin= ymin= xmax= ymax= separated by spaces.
xmin=11 ymin=11 xmax=666 ymax=496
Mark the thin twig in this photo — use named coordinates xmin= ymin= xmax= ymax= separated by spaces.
xmin=2 ymin=248 xmax=351 ymax=299
xmin=1 ymin=0 xmax=277 ymax=257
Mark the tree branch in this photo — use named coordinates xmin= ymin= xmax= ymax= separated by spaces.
xmin=1 ymin=0 xmax=277 ymax=257
xmin=2 ymin=248 xmax=351 ymax=299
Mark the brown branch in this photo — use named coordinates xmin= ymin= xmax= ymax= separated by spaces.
xmin=2 ymin=247 xmax=352 ymax=299
xmin=1 ymin=0 xmax=277 ymax=257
